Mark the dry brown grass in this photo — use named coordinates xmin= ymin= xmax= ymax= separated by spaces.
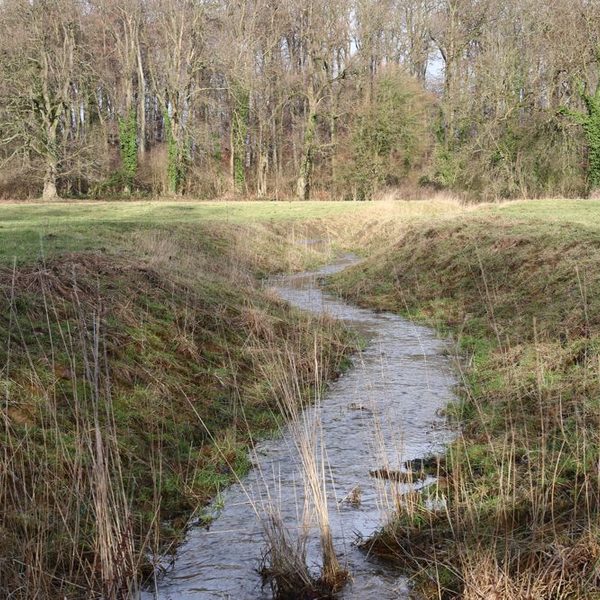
xmin=256 ymin=332 xmax=352 ymax=597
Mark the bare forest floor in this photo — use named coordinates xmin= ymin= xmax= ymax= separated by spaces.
xmin=2 ymin=197 xmax=600 ymax=598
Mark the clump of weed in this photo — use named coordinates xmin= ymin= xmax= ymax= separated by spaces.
xmin=256 ymin=340 xmax=350 ymax=598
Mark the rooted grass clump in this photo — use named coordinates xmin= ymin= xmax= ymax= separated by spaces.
xmin=329 ymin=215 xmax=600 ymax=598
xmin=258 ymin=347 xmax=349 ymax=598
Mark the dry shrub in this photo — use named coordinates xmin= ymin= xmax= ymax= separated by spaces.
xmin=372 ymin=186 xmax=468 ymax=204
xmin=0 ymin=157 xmax=43 ymax=199
xmin=185 ymin=158 xmax=229 ymax=199
xmin=136 ymin=145 xmax=169 ymax=195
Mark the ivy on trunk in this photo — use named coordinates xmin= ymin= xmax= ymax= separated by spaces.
xmin=561 ymin=82 xmax=600 ymax=194
xmin=118 ymin=109 xmax=138 ymax=194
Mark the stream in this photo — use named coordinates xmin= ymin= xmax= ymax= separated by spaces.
xmin=143 ymin=255 xmax=457 ymax=599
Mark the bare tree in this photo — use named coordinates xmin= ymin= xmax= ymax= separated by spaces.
xmin=0 ymin=0 xmax=598 ymax=200
xmin=146 ymin=0 xmax=208 ymax=194
xmin=0 ymin=0 xmax=86 ymax=199
xmin=289 ymin=0 xmax=352 ymax=200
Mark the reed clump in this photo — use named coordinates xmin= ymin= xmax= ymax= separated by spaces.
xmin=257 ymin=335 xmax=352 ymax=598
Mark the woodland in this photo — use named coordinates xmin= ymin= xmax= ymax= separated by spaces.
xmin=1 ymin=0 xmax=600 ymax=202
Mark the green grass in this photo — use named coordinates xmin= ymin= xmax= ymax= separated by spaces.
xmin=5 ymin=195 xmax=600 ymax=598
xmin=0 ymin=200 xmax=372 ymax=263
xmin=0 ymin=198 xmax=468 ymax=264
xmin=489 ymin=198 xmax=600 ymax=229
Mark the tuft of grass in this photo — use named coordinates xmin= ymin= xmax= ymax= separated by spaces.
xmin=258 ymin=341 xmax=349 ymax=597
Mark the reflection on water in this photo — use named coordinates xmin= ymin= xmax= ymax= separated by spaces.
xmin=143 ymin=255 xmax=456 ymax=599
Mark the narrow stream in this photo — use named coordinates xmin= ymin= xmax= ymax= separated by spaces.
xmin=144 ymin=255 xmax=457 ymax=599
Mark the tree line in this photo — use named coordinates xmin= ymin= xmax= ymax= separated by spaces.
xmin=0 ymin=0 xmax=599 ymax=201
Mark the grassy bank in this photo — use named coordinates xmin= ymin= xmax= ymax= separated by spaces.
xmin=0 ymin=213 xmax=365 ymax=598
xmin=329 ymin=209 xmax=600 ymax=598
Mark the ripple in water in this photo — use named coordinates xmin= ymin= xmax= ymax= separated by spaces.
xmin=143 ymin=254 xmax=457 ymax=599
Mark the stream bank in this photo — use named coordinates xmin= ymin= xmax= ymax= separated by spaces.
xmin=328 ymin=218 xmax=600 ymax=598
xmin=145 ymin=255 xmax=457 ymax=599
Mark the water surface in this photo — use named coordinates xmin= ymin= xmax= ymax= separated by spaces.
xmin=144 ymin=255 xmax=456 ymax=599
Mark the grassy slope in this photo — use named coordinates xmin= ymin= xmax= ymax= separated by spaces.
xmin=9 ymin=196 xmax=590 ymax=598
xmin=329 ymin=200 xmax=600 ymax=598
xmin=0 ymin=205 xmax=368 ymax=598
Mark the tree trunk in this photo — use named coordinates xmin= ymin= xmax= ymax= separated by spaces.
xmin=230 ymin=87 xmax=249 ymax=193
xmin=257 ymin=152 xmax=268 ymax=197
xmin=43 ymin=162 xmax=58 ymax=200
xmin=165 ymin=111 xmax=183 ymax=195
xmin=137 ymin=39 xmax=146 ymax=159
xmin=442 ymin=3 xmax=458 ymax=146
xmin=586 ymin=124 xmax=600 ymax=196
xmin=296 ymin=95 xmax=318 ymax=201
xmin=42 ymin=121 xmax=59 ymax=200
xmin=585 ymin=89 xmax=600 ymax=195
xmin=229 ymin=120 xmax=235 ymax=191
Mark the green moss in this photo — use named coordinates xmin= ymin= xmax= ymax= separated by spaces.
xmin=231 ymin=86 xmax=249 ymax=192
xmin=164 ymin=111 xmax=188 ymax=194
xmin=561 ymin=82 xmax=600 ymax=193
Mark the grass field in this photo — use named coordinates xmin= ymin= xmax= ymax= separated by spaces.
xmin=492 ymin=198 xmax=600 ymax=228
xmin=3 ymin=197 xmax=600 ymax=264
xmin=0 ymin=198 xmax=464 ymax=263
xmin=0 ymin=200 xmax=374 ymax=262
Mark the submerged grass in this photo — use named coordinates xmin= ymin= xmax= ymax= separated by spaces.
xmin=329 ymin=214 xmax=600 ymax=598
